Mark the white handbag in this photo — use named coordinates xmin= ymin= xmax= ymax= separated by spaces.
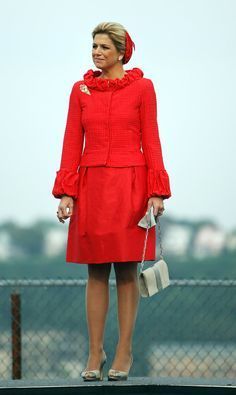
xmin=137 ymin=206 xmax=170 ymax=297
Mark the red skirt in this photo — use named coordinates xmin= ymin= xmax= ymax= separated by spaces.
xmin=66 ymin=165 xmax=156 ymax=264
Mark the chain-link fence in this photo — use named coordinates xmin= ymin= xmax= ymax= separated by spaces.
xmin=0 ymin=278 xmax=235 ymax=380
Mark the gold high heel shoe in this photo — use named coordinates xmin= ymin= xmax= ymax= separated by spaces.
xmin=107 ymin=354 xmax=133 ymax=381
xmin=81 ymin=350 xmax=107 ymax=381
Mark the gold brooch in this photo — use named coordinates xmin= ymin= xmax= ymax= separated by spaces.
xmin=79 ymin=84 xmax=91 ymax=95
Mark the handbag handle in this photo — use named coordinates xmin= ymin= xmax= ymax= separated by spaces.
xmin=140 ymin=214 xmax=164 ymax=273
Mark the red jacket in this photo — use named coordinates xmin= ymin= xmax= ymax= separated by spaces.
xmin=52 ymin=67 xmax=172 ymax=200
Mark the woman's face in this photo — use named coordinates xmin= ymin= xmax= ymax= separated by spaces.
xmin=92 ymin=33 xmax=123 ymax=69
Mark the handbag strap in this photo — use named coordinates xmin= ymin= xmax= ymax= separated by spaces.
xmin=140 ymin=214 xmax=164 ymax=273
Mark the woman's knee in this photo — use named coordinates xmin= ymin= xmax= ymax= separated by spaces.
xmin=113 ymin=261 xmax=139 ymax=282
xmin=88 ymin=262 xmax=112 ymax=281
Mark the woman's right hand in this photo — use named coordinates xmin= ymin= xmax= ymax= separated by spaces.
xmin=57 ymin=195 xmax=74 ymax=224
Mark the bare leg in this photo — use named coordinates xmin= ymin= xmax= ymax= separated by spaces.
xmin=111 ymin=261 xmax=140 ymax=371
xmin=84 ymin=262 xmax=112 ymax=370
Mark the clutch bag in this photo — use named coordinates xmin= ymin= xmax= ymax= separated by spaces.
xmin=137 ymin=206 xmax=170 ymax=297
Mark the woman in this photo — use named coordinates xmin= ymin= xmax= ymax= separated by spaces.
xmin=52 ymin=22 xmax=172 ymax=381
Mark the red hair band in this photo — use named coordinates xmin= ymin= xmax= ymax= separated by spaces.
xmin=123 ymin=31 xmax=135 ymax=64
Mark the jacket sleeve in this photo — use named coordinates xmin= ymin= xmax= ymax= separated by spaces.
xmin=140 ymin=79 xmax=172 ymax=200
xmin=52 ymin=82 xmax=84 ymax=200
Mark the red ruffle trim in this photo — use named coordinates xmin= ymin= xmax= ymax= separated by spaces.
xmin=147 ymin=168 xmax=172 ymax=200
xmin=52 ymin=169 xmax=80 ymax=199
xmin=83 ymin=67 xmax=144 ymax=91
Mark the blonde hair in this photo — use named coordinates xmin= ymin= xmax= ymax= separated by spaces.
xmin=92 ymin=22 xmax=127 ymax=64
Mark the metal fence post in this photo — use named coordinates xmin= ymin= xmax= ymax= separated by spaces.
xmin=11 ymin=291 xmax=21 ymax=379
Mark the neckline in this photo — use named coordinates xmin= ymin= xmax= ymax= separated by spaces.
xmin=83 ymin=67 xmax=144 ymax=91
xmin=97 ymin=71 xmax=128 ymax=79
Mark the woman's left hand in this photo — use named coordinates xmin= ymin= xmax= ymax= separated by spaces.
xmin=146 ymin=196 xmax=165 ymax=216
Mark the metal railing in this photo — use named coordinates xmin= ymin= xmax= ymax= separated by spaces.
xmin=0 ymin=278 xmax=235 ymax=380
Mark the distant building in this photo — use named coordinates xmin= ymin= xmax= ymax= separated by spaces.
xmin=193 ymin=225 xmax=225 ymax=258
xmin=163 ymin=224 xmax=192 ymax=256
xmin=0 ymin=231 xmax=11 ymax=260
xmin=225 ymin=231 xmax=236 ymax=252
xmin=44 ymin=228 xmax=67 ymax=256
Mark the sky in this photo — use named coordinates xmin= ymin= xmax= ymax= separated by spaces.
xmin=0 ymin=0 xmax=235 ymax=232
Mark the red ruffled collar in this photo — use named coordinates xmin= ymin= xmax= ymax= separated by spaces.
xmin=83 ymin=67 xmax=144 ymax=91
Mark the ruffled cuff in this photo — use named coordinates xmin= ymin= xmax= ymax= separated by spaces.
xmin=147 ymin=168 xmax=172 ymax=200
xmin=52 ymin=169 xmax=80 ymax=199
